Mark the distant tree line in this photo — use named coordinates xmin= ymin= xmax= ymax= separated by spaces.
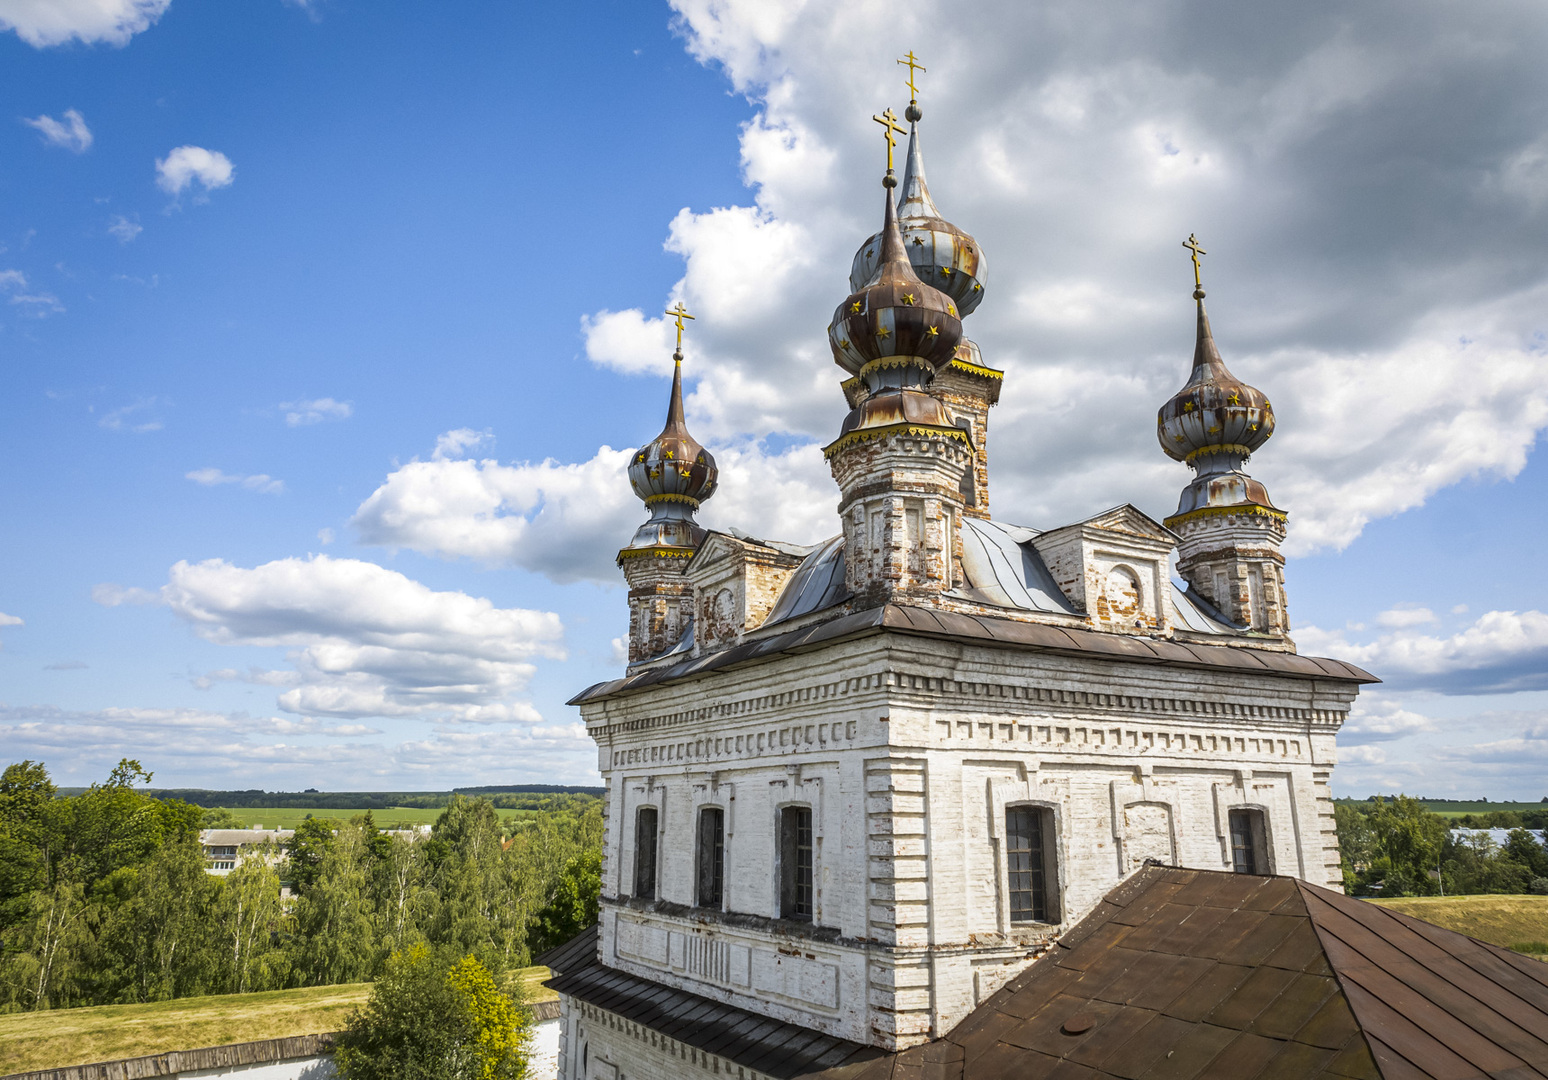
xmin=0 ymin=760 xmax=602 ymax=1013
xmin=57 ymin=787 xmax=603 ymax=812
xmin=1337 ymin=795 xmax=1548 ymax=897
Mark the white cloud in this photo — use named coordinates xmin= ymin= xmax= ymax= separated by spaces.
xmin=352 ymin=431 xmax=835 ymax=584
xmin=0 ymin=0 xmax=168 ymax=48
xmin=0 ymin=702 xmax=597 ymax=789
xmin=280 ymin=397 xmax=352 ymax=426
xmin=156 ymin=554 xmax=565 ymax=721
xmin=155 ymin=146 xmax=234 ymax=197
xmin=185 ymin=467 xmax=285 ymax=495
xmin=1339 ymin=745 xmax=1387 ymax=766
xmin=543 ymin=0 xmax=1548 ymax=556
xmin=0 ymin=613 xmax=21 ymax=627
xmin=99 ymin=396 xmax=163 ymax=432
xmin=432 ymin=428 xmax=492 ymax=461
xmin=22 ymin=109 xmax=92 ymax=152
xmin=0 ymin=269 xmax=63 ymax=316
xmin=316 ymin=527 xmax=335 ymax=545
xmin=107 ymin=214 xmax=142 ymax=243
xmin=1340 ymin=697 xmax=1438 ymax=744
xmin=1298 ymin=609 xmax=1548 ymax=695
xmin=91 ymin=583 xmax=159 ymax=606
xmin=1375 ymin=606 xmax=1439 ymax=629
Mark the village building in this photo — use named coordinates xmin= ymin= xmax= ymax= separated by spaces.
xmin=540 ymin=70 xmax=1548 ymax=1080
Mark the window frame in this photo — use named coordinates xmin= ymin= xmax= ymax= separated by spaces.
xmin=1228 ymin=807 xmax=1271 ymax=875
xmin=1004 ymin=803 xmax=1059 ymax=925
xmin=696 ymin=805 xmax=725 ymax=909
xmin=777 ymin=804 xmax=814 ymax=922
xmin=633 ymin=805 xmax=659 ymax=900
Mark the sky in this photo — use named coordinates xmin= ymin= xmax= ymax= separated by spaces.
xmin=1 ymin=0 xmax=1546 ymax=799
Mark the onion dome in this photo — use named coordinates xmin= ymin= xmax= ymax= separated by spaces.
xmin=828 ymin=169 xmax=963 ymax=383
xmin=620 ymin=351 xmax=717 ymax=556
xmin=1158 ymin=275 xmax=1281 ymax=519
xmin=848 ymin=104 xmax=986 ymax=317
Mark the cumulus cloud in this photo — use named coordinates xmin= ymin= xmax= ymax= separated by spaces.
xmin=281 ymin=397 xmax=352 ymax=426
xmin=551 ymin=0 xmax=1548 ymax=556
xmin=185 ymin=467 xmax=285 ymax=495
xmin=0 ymin=269 xmax=63 ymax=316
xmin=432 ymin=428 xmax=492 ymax=461
xmin=0 ymin=702 xmax=597 ymax=788
xmin=1340 ymin=697 xmax=1438 ymax=744
xmin=157 ymin=554 xmax=565 ymax=721
xmin=107 ymin=214 xmax=142 ymax=243
xmin=352 ymin=431 xmax=835 ymax=584
xmin=155 ymin=146 xmax=234 ymax=197
xmin=22 ymin=109 xmax=92 ymax=152
xmin=0 ymin=0 xmax=168 ymax=48
xmin=1299 ymin=609 xmax=1548 ymax=694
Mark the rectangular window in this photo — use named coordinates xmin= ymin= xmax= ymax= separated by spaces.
xmin=779 ymin=806 xmax=813 ymax=921
xmin=697 ymin=806 xmax=725 ymax=908
xmin=1006 ymin=806 xmax=1049 ymax=923
xmin=633 ymin=806 xmax=658 ymax=899
xmin=1230 ymin=808 xmax=1267 ymax=874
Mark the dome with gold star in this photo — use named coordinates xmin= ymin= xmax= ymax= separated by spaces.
xmin=829 ymin=165 xmax=963 ymax=381
xmin=1157 ymin=289 xmax=1275 ymax=466
xmin=627 ymin=350 xmax=718 ymax=510
xmin=848 ymin=103 xmax=986 ymax=317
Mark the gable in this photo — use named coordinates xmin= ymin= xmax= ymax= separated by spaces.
xmin=1080 ymin=503 xmax=1181 ymax=545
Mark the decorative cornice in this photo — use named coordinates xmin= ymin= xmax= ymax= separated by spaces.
xmin=616 ymin=545 xmax=697 ymax=563
xmin=946 ymin=357 xmax=1004 ymax=381
xmin=1182 ymin=442 xmax=1255 ymax=464
xmin=857 ymin=355 xmax=937 ymax=381
xmin=1165 ymin=504 xmax=1287 ymax=529
xmin=823 ymin=422 xmax=972 ymax=460
xmin=643 ymin=492 xmax=701 ymax=509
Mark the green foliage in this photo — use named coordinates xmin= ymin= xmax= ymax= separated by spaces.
xmin=1338 ymin=795 xmax=1548 ymax=897
xmin=334 ymin=946 xmax=530 ymax=1080
xmin=1 ymin=760 xmax=602 ymax=1017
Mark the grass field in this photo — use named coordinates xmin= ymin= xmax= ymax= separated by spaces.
xmin=1370 ymin=894 xmax=1548 ymax=958
xmin=213 ymin=805 xmax=542 ymax=832
xmin=0 ymin=968 xmax=555 ymax=1075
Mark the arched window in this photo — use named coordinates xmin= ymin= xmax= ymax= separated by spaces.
xmin=779 ymin=805 xmax=813 ymax=921
xmin=697 ymin=806 xmax=724 ymax=908
xmin=1229 ymin=808 xmax=1270 ymax=874
xmin=633 ymin=806 xmax=658 ymax=899
xmin=1006 ymin=805 xmax=1058 ymax=923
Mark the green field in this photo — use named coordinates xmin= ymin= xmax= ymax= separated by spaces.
xmin=214 ymin=805 xmax=542 ymax=832
xmin=1371 ymin=894 xmax=1548 ymax=958
xmin=0 ymin=969 xmax=555 ymax=1075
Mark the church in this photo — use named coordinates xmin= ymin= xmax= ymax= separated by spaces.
xmin=540 ymin=64 xmax=1548 ymax=1080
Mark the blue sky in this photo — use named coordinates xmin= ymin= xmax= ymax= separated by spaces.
xmin=2 ymin=0 xmax=1547 ymax=798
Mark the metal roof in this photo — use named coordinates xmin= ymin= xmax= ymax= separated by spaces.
xmin=762 ymin=535 xmax=849 ymax=629
xmin=952 ymin=518 xmax=1079 ymax=615
xmin=568 ymin=604 xmax=1376 ymax=706
xmin=824 ymin=866 xmax=1548 ymax=1079
xmin=541 ymin=925 xmax=884 ymax=1079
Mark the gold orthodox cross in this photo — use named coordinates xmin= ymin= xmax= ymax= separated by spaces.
xmin=1183 ymin=234 xmax=1207 ymax=289
xmin=897 ymin=51 xmax=926 ymax=102
xmin=872 ymin=108 xmax=906 ymax=171
xmin=665 ymin=302 xmax=695 ymax=351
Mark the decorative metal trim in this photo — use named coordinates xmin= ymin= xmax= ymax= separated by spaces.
xmin=616 ymin=546 xmax=697 ymax=563
xmin=822 ymin=422 xmax=973 ymax=460
xmin=1164 ymin=504 xmax=1288 ymax=528
xmin=856 ymin=355 xmax=936 ymax=381
xmin=643 ymin=493 xmax=701 ymax=509
xmin=1182 ymin=443 xmax=1256 ymax=464
xmin=948 ymin=358 xmax=1004 ymax=381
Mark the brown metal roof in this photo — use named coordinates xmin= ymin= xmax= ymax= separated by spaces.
xmin=819 ymin=867 xmax=1548 ymax=1080
xmin=568 ymin=604 xmax=1377 ymax=705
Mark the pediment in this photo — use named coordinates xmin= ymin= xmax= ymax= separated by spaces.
xmin=1077 ymin=503 xmax=1179 ymax=545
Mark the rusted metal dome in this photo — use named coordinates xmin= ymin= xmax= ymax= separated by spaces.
xmin=847 ymin=109 xmax=986 ymax=317
xmin=627 ymin=352 xmax=718 ymax=510
xmin=1157 ymin=294 xmax=1275 ymax=465
xmin=828 ymin=170 xmax=963 ymax=381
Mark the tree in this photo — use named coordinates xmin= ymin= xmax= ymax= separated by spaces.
xmin=334 ymin=945 xmax=530 ymax=1080
xmin=426 ymin=798 xmax=523 ymax=973
xmin=291 ymin=820 xmax=378 ymax=986
xmin=217 ymin=844 xmax=288 ymax=994
xmin=286 ymin=816 xmax=336 ymax=895
xmin=528 ymin=848 xmax=600 ymax=956
xmin=1366 ymin=795 xmax=1449 ymax=896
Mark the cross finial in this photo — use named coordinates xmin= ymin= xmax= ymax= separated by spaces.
xmin=665 ymin=302 xmax=694 ymax=354
xmin=872 ymin=108 xmax=907 ymax=172
xmin=897 ymin=51 xmax=926 ymax=103
xmin=1183 ymin=234 xmax=1207 ymax=291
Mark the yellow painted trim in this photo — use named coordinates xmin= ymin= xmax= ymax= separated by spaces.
xmin=1164 ymin=504 xmax=1288 ymax=528
xmin=948 ymin=358 xmax=1004 ymax=381
xmin=857 ymin=355 xmax=937 ymax=381
xmin=1182 ymin=443 xmax=1256 ymax=464
xmin=643 ymin=493 xmax=700 ymax=509
xmin=616 ymin=546 xmax=696 ymax=563
xmin=823 ymin=423 xmax=973 ymax=460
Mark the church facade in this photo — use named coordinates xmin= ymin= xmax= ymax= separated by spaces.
xmin=548 ymin=80 xmax=1375 ymax=1080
